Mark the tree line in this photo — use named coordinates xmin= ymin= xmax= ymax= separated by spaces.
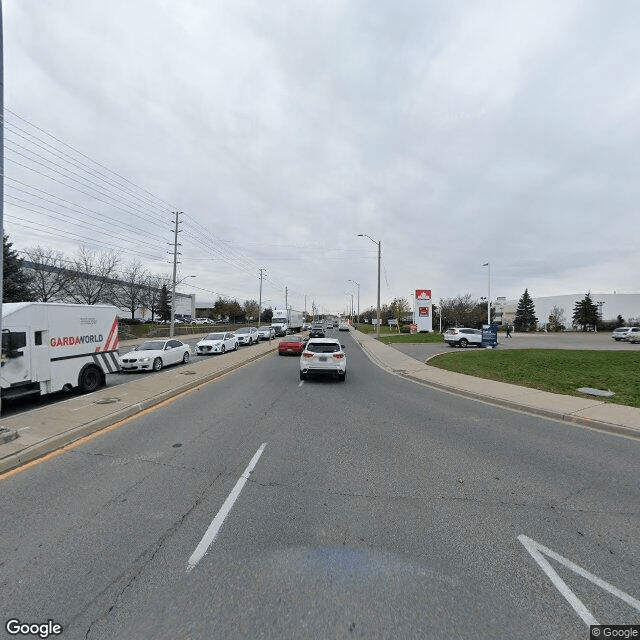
xmin=2 ymin=235 xmax=275 ymax=324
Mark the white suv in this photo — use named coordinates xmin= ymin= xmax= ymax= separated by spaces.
xmin=612 ymin=327 xmax=640 ymax=341
xmin=300 ymin=338 xmax=346 ymax=381
xmin=443 ymin=327 xmax=483 ymax=348
xmin=234 ymin=327 xmax=259 ymax=345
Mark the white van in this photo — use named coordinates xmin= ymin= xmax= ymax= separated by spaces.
xmin=1 ymin=302 xmax=121 ymax=401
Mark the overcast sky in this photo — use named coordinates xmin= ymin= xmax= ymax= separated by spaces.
xmin=4 ymin=1 xmax=639 ymax=315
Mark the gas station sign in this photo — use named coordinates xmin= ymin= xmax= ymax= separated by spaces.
xmin=414 ymin=289 xmax=432 ymax=332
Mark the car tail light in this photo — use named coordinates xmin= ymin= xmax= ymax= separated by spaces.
xmin=333 ymin=353 xmax=344 ymax=359
xmin=302 ymin=352 xmax=313 ymax=358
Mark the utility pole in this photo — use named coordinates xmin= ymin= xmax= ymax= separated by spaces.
xmin=258 ymin=268 xmax=266 ymax=330
xmin=285 ymin=286 xmax=288 ymax=311
xmin=169 ymin=211 xmax=182 ymax=337
xmin=0 ymin=1 xmax=4 ymax=416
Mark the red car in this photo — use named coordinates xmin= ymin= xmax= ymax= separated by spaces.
xmin=278 ymin=336 xmax=307 ymax=356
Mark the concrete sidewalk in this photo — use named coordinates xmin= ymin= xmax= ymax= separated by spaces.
xmin=350 ymin=330 xmax=640 ymax=439
xmin=1 ymin=329 xmax=639 ymax=475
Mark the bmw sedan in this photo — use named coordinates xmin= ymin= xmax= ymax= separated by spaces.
xmin=119 ymin=339 xmax=191 ymax=372
xmin=195 ymin=332 xmax=238 ymax=355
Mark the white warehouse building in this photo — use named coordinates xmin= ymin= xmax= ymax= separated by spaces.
xmin=493 ymin=293 xmax=640 ymax=328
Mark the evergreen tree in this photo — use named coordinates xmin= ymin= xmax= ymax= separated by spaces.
xmin=159 ymin=284 xmax=171 ymax=321
xmin=616 ymin=314 xmax=625 ymax=328
xmin=514 ymin=288 xmax=538 ymax=331
xmin=3 ymin=235 xmax=33 ymax=302
xmin=572 ymin=293 xmax=598 ymax=331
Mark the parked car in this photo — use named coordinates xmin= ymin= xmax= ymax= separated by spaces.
xmin=338 ymin=323 xmax=350 ymax=331
xmin=194 ymin=317 xmax=213 ymax=325
xmin=195 ymin=332 xmax=238 ymax=355
xmin=309 ymin=324 xmax=325 ymax=338
xmin=612 ymin=326 xmax=640 ymax=341
xmin=119 ymin=339 xmax=190 ymax=372
xmin=299 ymin=338 xmax=346 ymax=381
xmin=235 ymin=327 xmax=259 ymax=345
xmin=302 ymin=322 xmax=311 ymax=331
xmin=443 ymin=327 xmax=483 ymax=348
xmin=257 ymin=325 xmax=276 ymax=341
xmin=622 ymin=327 xmax=640 ymax=343
xmin=278 ymin=335 xmax=307 ymax=356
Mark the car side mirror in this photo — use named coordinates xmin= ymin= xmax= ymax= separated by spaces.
xmin=341 ymin=345 xmax=346 ymax=350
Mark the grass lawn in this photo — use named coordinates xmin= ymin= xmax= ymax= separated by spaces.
xmin=379 ymin=333 xmax=444 ymax=344
xmin=428 ymin=349 xmax=640 ymax=408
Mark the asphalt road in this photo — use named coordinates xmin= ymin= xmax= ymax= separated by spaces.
xmin=1 ymin=330 xmax=638 ymax=639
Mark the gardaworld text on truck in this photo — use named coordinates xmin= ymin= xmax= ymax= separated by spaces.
xmin=1 ymin=302 xmax=121 ymax=401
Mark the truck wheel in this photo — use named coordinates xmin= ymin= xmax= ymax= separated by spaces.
xmin=79 ymin=365 xmax=103 ymax=393
xmin=153 ymin=357 xmax=163 ymax=371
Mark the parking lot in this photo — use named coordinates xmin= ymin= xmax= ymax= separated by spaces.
xmin=393 ymin=331 xmax=640 ymax=363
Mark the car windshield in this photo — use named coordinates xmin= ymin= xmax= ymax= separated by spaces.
xmin=306 ymin=342 xmax=341 ymax=353
xmin=236 ymin=328 xmax=251 ymax=333
xmin=283 ymin=337 xmax=303 ymax=343
xmin=258 ymin=326 xmax=271 ymax=331
xmin=204 ymin=333 xmax=225 ymax=341
xmin=137 ymin=341 xmax=165 ymax=350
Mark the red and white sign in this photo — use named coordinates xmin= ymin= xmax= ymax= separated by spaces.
xmin=414 ymin=289 xmax=433 ymax=332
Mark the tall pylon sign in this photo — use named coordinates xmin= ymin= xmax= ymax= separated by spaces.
xmin=414 ymin=289 xmax=432 ymax=332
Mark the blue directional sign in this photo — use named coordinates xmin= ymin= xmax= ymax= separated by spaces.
xmin=481 ymin=325 xmax=499 ymax=348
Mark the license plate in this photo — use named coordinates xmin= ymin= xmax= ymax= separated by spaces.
xmin=319 ymin=356 xmax=327 ymax=362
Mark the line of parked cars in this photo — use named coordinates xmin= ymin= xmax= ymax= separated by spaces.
xmin=119 ymin=326 xmax=279 ymax=372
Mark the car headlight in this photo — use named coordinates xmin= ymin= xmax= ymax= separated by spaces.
xmin=139 ymin=357 xmax=151 ymax=362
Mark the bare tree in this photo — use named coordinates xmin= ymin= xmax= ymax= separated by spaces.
xmin=547 ymin=306 xmax=566 ymax=332
xmin=243 ymin=299 xmax=259 ymax=323
xmin=140 ymin=274 xmax=170 ymax=322
xmin=67 ymin=246 xmax=120 ymax=305
xmin=23 ymin=246 xmax=73 ymax=302
xmin=439 ymin=294 xmax=477 ymax=328
xmin=114 ymin=260 xmax=148 ymax=319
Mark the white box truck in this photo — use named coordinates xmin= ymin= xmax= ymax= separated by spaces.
xmin=271 ymin=308 xmax=304 ymax=336
xmin=1 ymin=302 xmax=121 ymax=401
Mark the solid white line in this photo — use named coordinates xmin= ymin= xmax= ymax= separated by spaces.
xmin=187 ymin=442 xmax=267 ymax=572
xmin=298 ymin=380 xmax=304 ymax=387
xmin=518 ymin=534 xmax=640 ymax=626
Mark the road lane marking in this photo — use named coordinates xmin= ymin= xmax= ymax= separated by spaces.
xmin=518 ymin=534 xmax=640 ymax=626
xmin=187 ymin=442 xmax=267 ymax=572
xmin=298 ymin=381 xmax=304 ymax=387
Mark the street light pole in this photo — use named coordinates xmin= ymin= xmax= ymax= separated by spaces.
xmin=258 ymin=268 xmax=266 ymax=327
xmin=358 ymin=234 xmax=381 ymax=339
xmin=348 ymin=279 xmax=360 ymax=324
xmin=482 ymin=262 xmax=491 ymax=325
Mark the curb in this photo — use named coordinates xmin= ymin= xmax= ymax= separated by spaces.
xmin=0 ymin=345 xmax=277 ymax=475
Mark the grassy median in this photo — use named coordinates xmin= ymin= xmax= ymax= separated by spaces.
xmin=428 ymin=349 xmax=640 ymax=408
